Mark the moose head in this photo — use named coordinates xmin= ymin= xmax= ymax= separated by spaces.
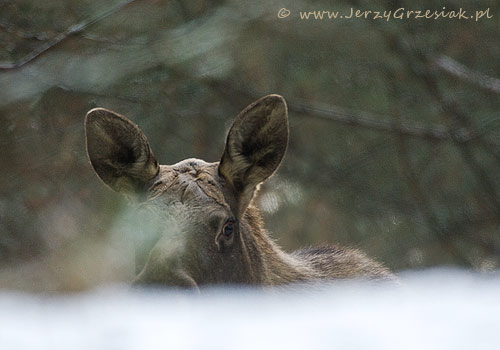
xmin=85 ymin=95 xmax=392 ymax=289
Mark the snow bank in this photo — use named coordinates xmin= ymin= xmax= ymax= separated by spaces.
xmin=1 ymin=269 xmax=499 ymax=350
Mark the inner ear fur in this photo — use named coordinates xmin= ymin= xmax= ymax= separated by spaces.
xmin=85 ymin=108 xmax=159 ymax=197
xmin=219 ymin=94 xmax=289 ymax=215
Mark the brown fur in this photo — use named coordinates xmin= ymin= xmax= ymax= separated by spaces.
xmin=85 ymin=95 xmax=394 ymax=288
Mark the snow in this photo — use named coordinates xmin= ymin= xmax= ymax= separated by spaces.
xmin=1 ymin=269 xmax=499 ymax=350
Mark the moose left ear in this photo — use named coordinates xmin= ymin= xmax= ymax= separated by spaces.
xmin=218 ymin=94 xmax=289 ymax=215
xmin=85 ymin=108 xmax=159 ymax=199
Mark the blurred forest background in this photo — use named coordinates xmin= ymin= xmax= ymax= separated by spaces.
xmin=1 ymin=0 xmax=499 ymax=291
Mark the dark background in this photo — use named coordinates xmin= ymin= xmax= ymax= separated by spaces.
xmin=1 ymin=0 xmax=499 ymax=291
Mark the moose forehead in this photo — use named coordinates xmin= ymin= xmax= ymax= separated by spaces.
xmin=148 ymin=158 xmax=229 ymax=209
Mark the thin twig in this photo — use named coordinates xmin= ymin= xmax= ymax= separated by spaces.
xmin=389 ymin=33 xmax=500 ymax=218
xmin=396 ymin=132 xmax=471 ymax=265
xmin=432 ymin=54 xmax=500 ymax=95
xmin=384 ymin=65 xmax=471 ymax=265
xmin=0 ymin=0 xmax=138 ymax=70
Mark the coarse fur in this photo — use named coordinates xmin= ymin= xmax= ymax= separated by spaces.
xmin=85 ymin=95 xmax=394 ymax=289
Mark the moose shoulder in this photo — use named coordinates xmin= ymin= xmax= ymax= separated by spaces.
xmin=85 ymin=95 xmax=393 ymax=288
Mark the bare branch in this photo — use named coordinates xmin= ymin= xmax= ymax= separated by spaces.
xmin=387 ymin=35 xmax=500 ymax=217
xmin=432 ymin=54 xmax=500 ymax=95
xmin=289 ymin=98 xmax=468 ymax=141
xmin=0 ymin=0 xmax=138 ymax=71
xmin=207 ymin=79 xmax=478 ymax=142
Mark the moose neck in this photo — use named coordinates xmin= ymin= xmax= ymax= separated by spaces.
xmin=240 ymin=206 xmax=318 ymax=285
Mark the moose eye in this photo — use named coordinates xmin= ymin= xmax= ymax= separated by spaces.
xmin=223 ymin=220 xmax=234 ymax=238
xmin=216 ymin=218 xmax=237 ymax=252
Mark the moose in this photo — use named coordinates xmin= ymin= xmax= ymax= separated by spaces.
xmin=85 ymin=95 xmax=393 ymax=288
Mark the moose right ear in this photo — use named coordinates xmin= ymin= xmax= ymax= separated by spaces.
xmin=85 ymin=108 xmax=159 ymax=197
xmin=218 ymin=95 xmax=289 ymax=216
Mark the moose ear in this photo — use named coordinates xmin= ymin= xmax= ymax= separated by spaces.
xmin=85 ymin=108 xmax=159 ymax=198
xmin=218 ymin=94 xmax=289 ymax=215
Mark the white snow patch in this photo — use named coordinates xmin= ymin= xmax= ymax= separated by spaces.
xmin=1 ymin=269 xmax=499 ymax=350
